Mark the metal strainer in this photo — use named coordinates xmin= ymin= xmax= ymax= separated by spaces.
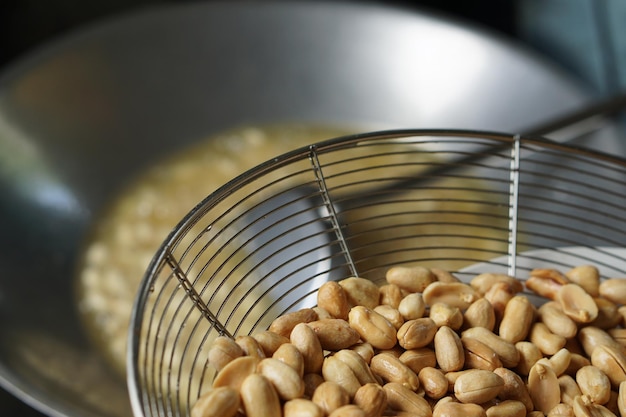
xmin=127 ymin=130 xmax=626 ymax=417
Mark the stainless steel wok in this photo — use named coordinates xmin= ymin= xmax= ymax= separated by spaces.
xmin=0 ymin=2 xmax=622 ymax=416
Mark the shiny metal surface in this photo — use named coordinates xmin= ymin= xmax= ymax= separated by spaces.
xmin=0 ymin=1 xmax=620 ymax=416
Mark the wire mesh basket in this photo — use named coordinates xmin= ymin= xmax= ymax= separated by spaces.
xmin=127 ymin=129 xmax=626 ymax=417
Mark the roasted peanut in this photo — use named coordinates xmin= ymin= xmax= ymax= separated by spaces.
xmin=307 ymin=318 xmax=361 ymax=351
xmin=538 ymin=301 xmax=578 ymax=339
xmin=269 ymin=308 xmax=318 ymax=338
xmin=618 ymin=381 xmax=626 ymax=417
xmin=284 ymin=398 xmax=324 ymax=417
xmin=599 ymin=279 xmax=626 ymax=305
xmin=370 ymin=352 xmax=420 ymax=391
xmin=385 ymin=265 xmax=435 ymax=293
xmin=191 ymin=386 xmax=240 ymax=417
xmin=531 ymin=268 xmax=570 ymax=285
xmin=313 ymin=306 xmax=334 ymax=320
xmin=462 ymin=327 xmax=519 ymax=368
xmin=258 ymin=357 xmax=305 ymax=400
xmin=498 ymin=295 xmax=535 ymax=343
xmin=379 ymin=284 xmax=405 ymax=309
xmin=434 ymin=326 xmax=464 ymax=372
xmin=399 ymin=348 xmax=437 ymax=375
xmin=547 ymin=403 xmax=574 ymax=417
xmin=328 ymin=405 xmax=366 ymax=417
xmin=577 ymin=365 xmax=611 ymax=405
xmin=469 ymin=273 xmax=523 ymax=296
xmin=303 ymin=373 xmax=325 ymax=398
xmin=529 ymin=322 xmax=566 ymax=355
xmin=572 ymin=394 xmax=616 ymax=417
xmin=579 ymin=326 xmax=625 ymax=358
xmin=483 ymin=282 xmax=516 ymax=321
xmin=322 ymin=355 xmax=362 ymax=398
xmin=240 ymin=373 xmax=282 ymax=417
xmin=273 ymin=342 xmax=305 ymax=376
xmin=528 ymin=362 xmax=561 ymax=414
xmin=565 ymin=265 xmax=600 ymax=297
xmin=291 ymin=322 xmax=324 ymax=374
xmin=374 ymin=304 xmax=404 ymax=330
xmin=429 ymin=303 xmax=463 ymax=330
xmin=212 ymin=355 xmax=261 ymax=390
xmin=526 ymin=275 xmax=563 ymax=300
xmin=559 ymin=374 xmax=583 ymax=405
xmin=514 ymin=340 xmax=543 ymax=376
xmin=609 ymin=329 xmax=626 ymax=348
xmin=397 ymin=318 xmax=437 ymax=350
xmin=431 ymin=268 xmax=461 ymax=283
xmin=418 ymin=367 xmax=448 ymax=400
xmin=463 ymin=337 xmax=502 ymax=371
xmin=423 ymin=281 xmax=479 ymax=309
xmin=252 ymin=330 xmax=289 ymax=357
xmin=349 ymin=306 xmax=397 ymax=350
xmin=351 ymin=342 xmax=375 ymax=364
xmin=339 ymin=277 xmax=380 ymax=309
xmin=334 ymin=349 xmax=378 ymax=386
xmin=353 ymin=383 xmax=387 ymax=417
xmin=453 ymin=369 xmax=504 ymax=404
xmin=318 ymin=281 xmax=350 ymax=320
xmin=493 ymin=367 xmax=534 ymax=412
xmin=545 ymin=348 xmax=573 ymax=377
xmin=463 ymin=298 xmax=496 ymax=331
xmin=485 ymin=400 xmax=526 ymax=417
xmin=383 ymin=382 xmax=431 ymax=415
xmin=566 ymin=353 xmax=592 ymax=377
xmin=208 ymin=336 xmax=244 ymax=372
xmin=557 ymin=283 xmax=598 ymax=323
xmin=236 ymin=335 xmax=266 ymax=358
xmin=591 ymin=298 xmax=621 ymax=329
xmin=398 ymin=292 xmax=426 ymax=320
xmin=591 ymin=344 xmax=626 ymax=389
xmin=312 ymin=381 xmax=350 ymax=416
xmin=433 ymin=401 xmax=486 ymax=417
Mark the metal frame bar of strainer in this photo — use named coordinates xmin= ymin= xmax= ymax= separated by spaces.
xmin=507 ymin=135 xmax=522 ymax=277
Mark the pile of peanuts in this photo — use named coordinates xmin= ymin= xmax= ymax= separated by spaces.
xmin=191 ymin=264 xmax=626 ymax=417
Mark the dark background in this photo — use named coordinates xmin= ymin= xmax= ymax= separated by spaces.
xmin=0 ymin=0 xmax=528 ymax=415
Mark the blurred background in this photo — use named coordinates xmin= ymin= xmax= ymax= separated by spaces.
xmin=0 ymin=0 xmax=624 ymax=415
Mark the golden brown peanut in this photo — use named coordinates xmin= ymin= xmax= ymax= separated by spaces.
xmin=609 ymin=329 xmax=626 ymax=348
xmin=532 ymin=268 xmax=570 ymax=285
xmin=600 ymin=279 xmax=626 ymax=305
xmin=374 ymin=305 xmax=404 ymax=330
xmin=307 ymin=318 xmax=361 ymax=351
xmin=351 ymin=342 xmax=375 ymax=364
xmin=208 ymin=336 xmax=244 ymax=372
xmin=399 ymin=348 xmax=438 ymax=375
xmin=340 ymin=277 xmax=381 ymax=309
xmin=527 ymin=412 xmax=545 ymax=417
xmin=431 ymin=268 xmax=461 ymax=283
xmin=291 ymin=322 xmax=324 ymax=374
xmin=579 ymin=326 xmax=626 ymax=358
xmin=313 ymin=307 xmax=334 ymax=320
xmin=328 ymin=405 xmax=366 ymax=417
xmin=397 ymin=318 xmax=437 ymax=350
xmin=577 ymin=365 xmax=612 ymax=405
xmin=548 ymin=348 xmax=573 ymax=377
xmin=493 ymin=367 xmax=534 ymax=412
xmin=528 ymin=362 xmax=561 ymax=414
xmin=463 ymin=298 xmax=496 ymax=331
xmin=469 ymin=273 xmax=523 ymax=296
xmin=547 ymin=403 xmax=574 ymax=417
xmin=514 ymin=340 xmax=543 ymax=376
xmin=565 ymin=265 xmax=600 ymax=297
xmin=433 ymin=401 xmax=486 ymax=417
xmin=591 ymin=345 xmax=626 ymax=389
xmin=312 ymin=381 xmax=350 ymax=416
xmin=572 ymin=394 xmax=616 ymax=417
xmin=398 ymin=293 xmax=426 ymax=320
xmin=318 ymin=281 xmax=351 ymax=320
xmin=423 ymin=282 xmax=479 ymax=310
xmin=258 ymin=357 xmax=305 ymax=400
xmin=253 ymin=331 xmax=290 ymax=357
xmin=463 ymin=337 xmax=502 ymax=371
xmin=498 ymin=295 xmax=535 ymax=343
xmin=538 ymin=301 xmax=579 ymax=339
xmin=235 ymin=335 xmax=266 ymax=358
xmin=379 ymin=284 xmax=405 ymax=309
xmin=557 ymin=283 xmax=599 ymax=323
xmin=453 ymin=369 xmax=504 ymax=404
xmin=322 ymin=355 xmax=362 ymax=398
xmin=353 ymin=383 xmax=387 ymax=417
xmin=284 ymin=399 xmax=324 ymax=417
xmin=530 ymin=322 xmax=567 ymax=355
xmin=429 ymin=303 xmax=463 ymax=330
xmin=461 ymin=327 xmax=520 ymax=368
xmin=370 ymin=352 xmax=420 ymax=392
xmin=559 ymin=374 xmax=583 ymax=405
xmin=334 ymin=349 xmax=378 ymax=386
xmin=348 ymin=306 xmax=397 ymax=350
xmin=619 ymin=306 xmax=626 ymax=326
xmin=606 ymin=391 xmax=620 ymax=417
xmin=212 ymin=356 xmax=261 ymax=390
xmin=240 ymin=373 xmax=282 ymax=417
xmin=270 ymin=308 xmax=318 ymax=338
xmin=191 ymin=387 xmax=240 ymax=417
xmin=483 ymin=282 xmax=516 ymax=321
xmin=566 ymin=353 xmax=592 ymax=377
xmin=273 ymin=342 xmax=305 ymax=376
xmin=592 ymin=298 xmax=621 ymax=329
xmin=526 ymin=275 xmax=564 ymax=300
xmin=304 ymin=373 xmax=325 ymax=398
xmin=418 ymin=367 xmax=448 ymax=400
xmin=434 ymin=326 xmax=464 ymax=372
xmin=485 ymin=400 xmax=526 ymax=417
xmin=383 ymin=382 xmax=432 ymax=415
xmin=618 ymin=381 xmax=626 ymax=417
xmin=444 ymin=370 xmax=472 ymax=392
xmin=386 ymin=266 xmax=436 ymax=293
